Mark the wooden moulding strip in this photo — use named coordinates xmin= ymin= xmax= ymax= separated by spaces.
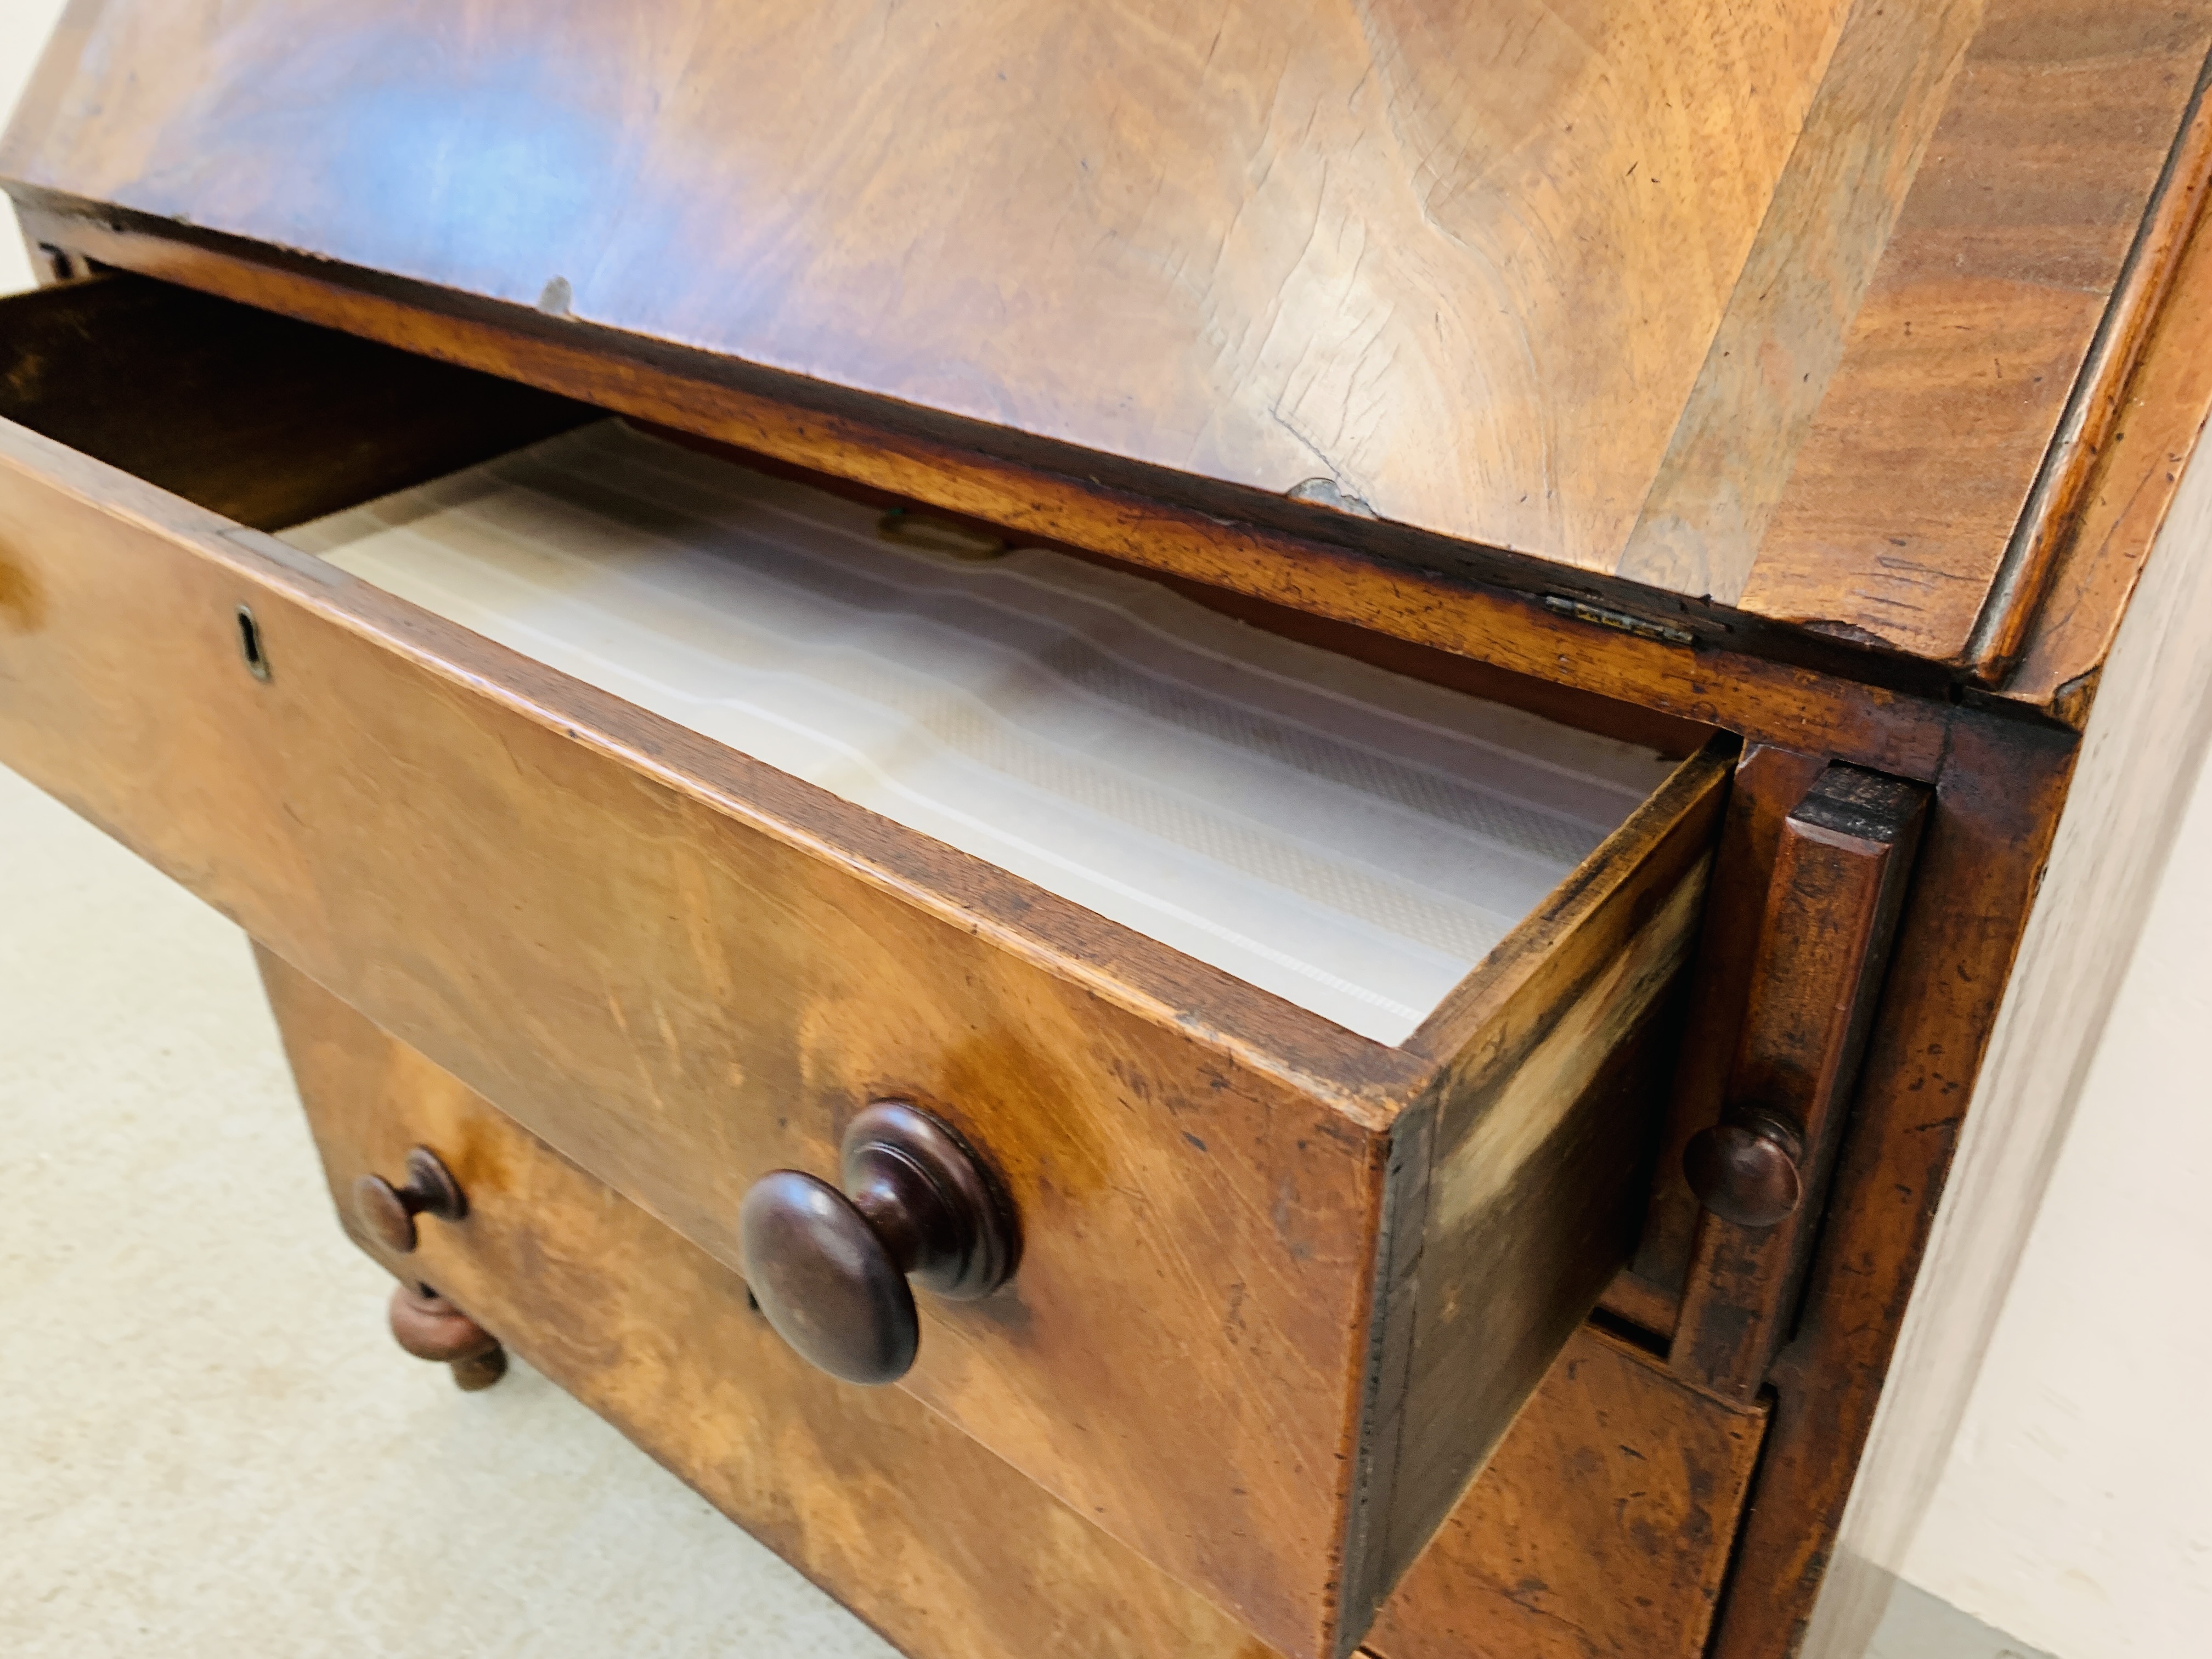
xmin=1668 ymin=763 xmax=1930 ymax=1404
xmin=1967 ymin=44 xmax=2212 ymax=683
xmin=2001 ymin=117 xmax=2212 ymax=711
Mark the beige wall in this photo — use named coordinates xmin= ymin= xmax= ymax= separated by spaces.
xmin=1894 ymin=746 xmax=2212 ymax=1657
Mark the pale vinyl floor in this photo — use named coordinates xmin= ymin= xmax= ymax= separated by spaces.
xmin=0 ymin=763 xmax=896 ymax=1659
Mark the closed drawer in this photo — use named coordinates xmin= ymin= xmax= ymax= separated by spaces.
xmin=0 ymin=275 xmax=1726 ymax=1659
xmin=261 ymin=947 xmax=1278 ymax=1659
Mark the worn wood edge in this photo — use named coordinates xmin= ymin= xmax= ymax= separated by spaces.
xmin=1669 ymin=767 xmax=1931 ymax=1404
xmin=1404 ymin=735 xmax=1737 ymax=1068
xmin=0 ymin=415 xmax=1425 ymax=1126
xmin=2001 ymin=179 xmax=2212 ymax=712
xmin=1343 ymin=786 xmax=1728 ymax=1643
xmin=1332 ymin=752 xmax=1735 ymax=1650
xmin=1616 ymin=0 xmax=1981 ymax=603
xmin=1802 ymin=375 xmax=2212 ymax=1659
xmin=1966 ymin=44 xmax=2212 ymax=683
xmin=1387 ymin=871 xmax=1712 ymax=1554
xmin=1335 ymin=1097 xmax=1438 ymax=1658
xmin=1735 ymin=7 xmax=2212 ymax=662
xmin=2 ymin=195 xmax=1999 ymax=777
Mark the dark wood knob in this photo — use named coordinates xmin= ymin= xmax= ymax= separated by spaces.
xmin=353 ymin=1147 xmax=466 ymax=1254
xmin=1684 ymin=1113 xmax=1805 ymax=1229
xmin=388 ymin=1282 xmax=507 ymax=1391
xmin=740 ymin=1101 xmax=1018 ymax=1386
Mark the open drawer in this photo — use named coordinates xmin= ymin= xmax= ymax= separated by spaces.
xmin=0 ymin=275 xmax=1727 ymax=1659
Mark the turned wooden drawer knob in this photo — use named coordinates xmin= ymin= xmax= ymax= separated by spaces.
xmin=353 ymin=1147 xmax=467 ymax=1254
xmin=1684 ymin=1113 xmax=1805 ymax=1229
xmin=739 ymin=1101 xmax=1018 ymax=1386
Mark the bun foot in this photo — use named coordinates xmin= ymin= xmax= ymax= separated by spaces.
xmin=388 ymin=1282 xmax=507 ymax=1391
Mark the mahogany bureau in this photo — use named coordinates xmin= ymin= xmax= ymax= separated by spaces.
xmin=4 ymin=6 xmax=2210 ymax=1658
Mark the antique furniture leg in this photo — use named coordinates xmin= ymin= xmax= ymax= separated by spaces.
xmin=386 ymin=1280 xmax=509 ymax=1393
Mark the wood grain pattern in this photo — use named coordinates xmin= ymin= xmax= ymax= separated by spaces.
xmin=1960 ymin=35 xmax=2212 ymax=681
xmin=262 ymin=950 xmax=1283 ymax=1659
xmin=9 ymin=219 xmax=1971 ymax=777
xmin=1353 ymin=745 xmax=1730 ymax=1616
xmin=2005 ymin=155 xmax=2212 ymax=712
xmin=1739 ymin=2 xmax=2212 ymax=661
xmin=1706 ymin=713 xmax=2075 ymax=1659
xmin=0 ymin=275 xmax=1723 ymax=1658
xmin=1618 ymin=0 xmax=1983 ymax=600
xmin=1670 ymin=764 xmax=1929 ymax=1403
xmin=0 ymin=388 xmax=1380 ymax=1657
xmin=9 ymin=0 xmax=2204 ymax=664
xmin=0 ymin=0 xmax=1852 ymax=571
xmin=1363 ymin=1327 xmax=1767 ymax=1659
xmin=272 ymin=951 xmax=1772 ymax=1659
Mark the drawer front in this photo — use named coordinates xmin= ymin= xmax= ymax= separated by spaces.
xmin=272 ymin=946 xmax=1766 ymax=1659
xmin=261 ymin=949 xmax=1279 ymax=1659
xmin=0 ymin=278 xmax=1726 ymax=1657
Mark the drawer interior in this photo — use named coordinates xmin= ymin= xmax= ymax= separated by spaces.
xmin=2 ymin=273 xmax=1711 ymax=1053
xmin=0 ymin=273 xmax=591 ymax=530
xmin=280 ymin=419 xmax=1682 ymax=1043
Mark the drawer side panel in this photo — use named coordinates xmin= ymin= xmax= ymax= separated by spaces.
xmin=1348 ymin=752 xmax=1729 ymax=1631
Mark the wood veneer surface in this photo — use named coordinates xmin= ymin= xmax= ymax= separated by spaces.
xmin=9 ymin=0 xmax=2207 ymax=663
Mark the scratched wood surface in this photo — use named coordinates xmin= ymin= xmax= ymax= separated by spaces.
xmin=8 ymin=0 xmax=2203 ymax=665
xmin=1363 ymin=1327 xmax=1767 ymax=1659
xmin=0 ymin=274 xmax=1724 ymax=1659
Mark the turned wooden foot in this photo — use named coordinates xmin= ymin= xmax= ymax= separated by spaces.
xmin=388 ymin=1282 xmax=508 ymax=1391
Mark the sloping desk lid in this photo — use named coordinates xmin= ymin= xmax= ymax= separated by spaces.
xmin=4 ymin=0 xmax=2210 ymax=673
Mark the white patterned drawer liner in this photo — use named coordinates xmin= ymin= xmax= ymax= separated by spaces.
xmin=283 ymin=421 xmax=1675 ymax=1044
